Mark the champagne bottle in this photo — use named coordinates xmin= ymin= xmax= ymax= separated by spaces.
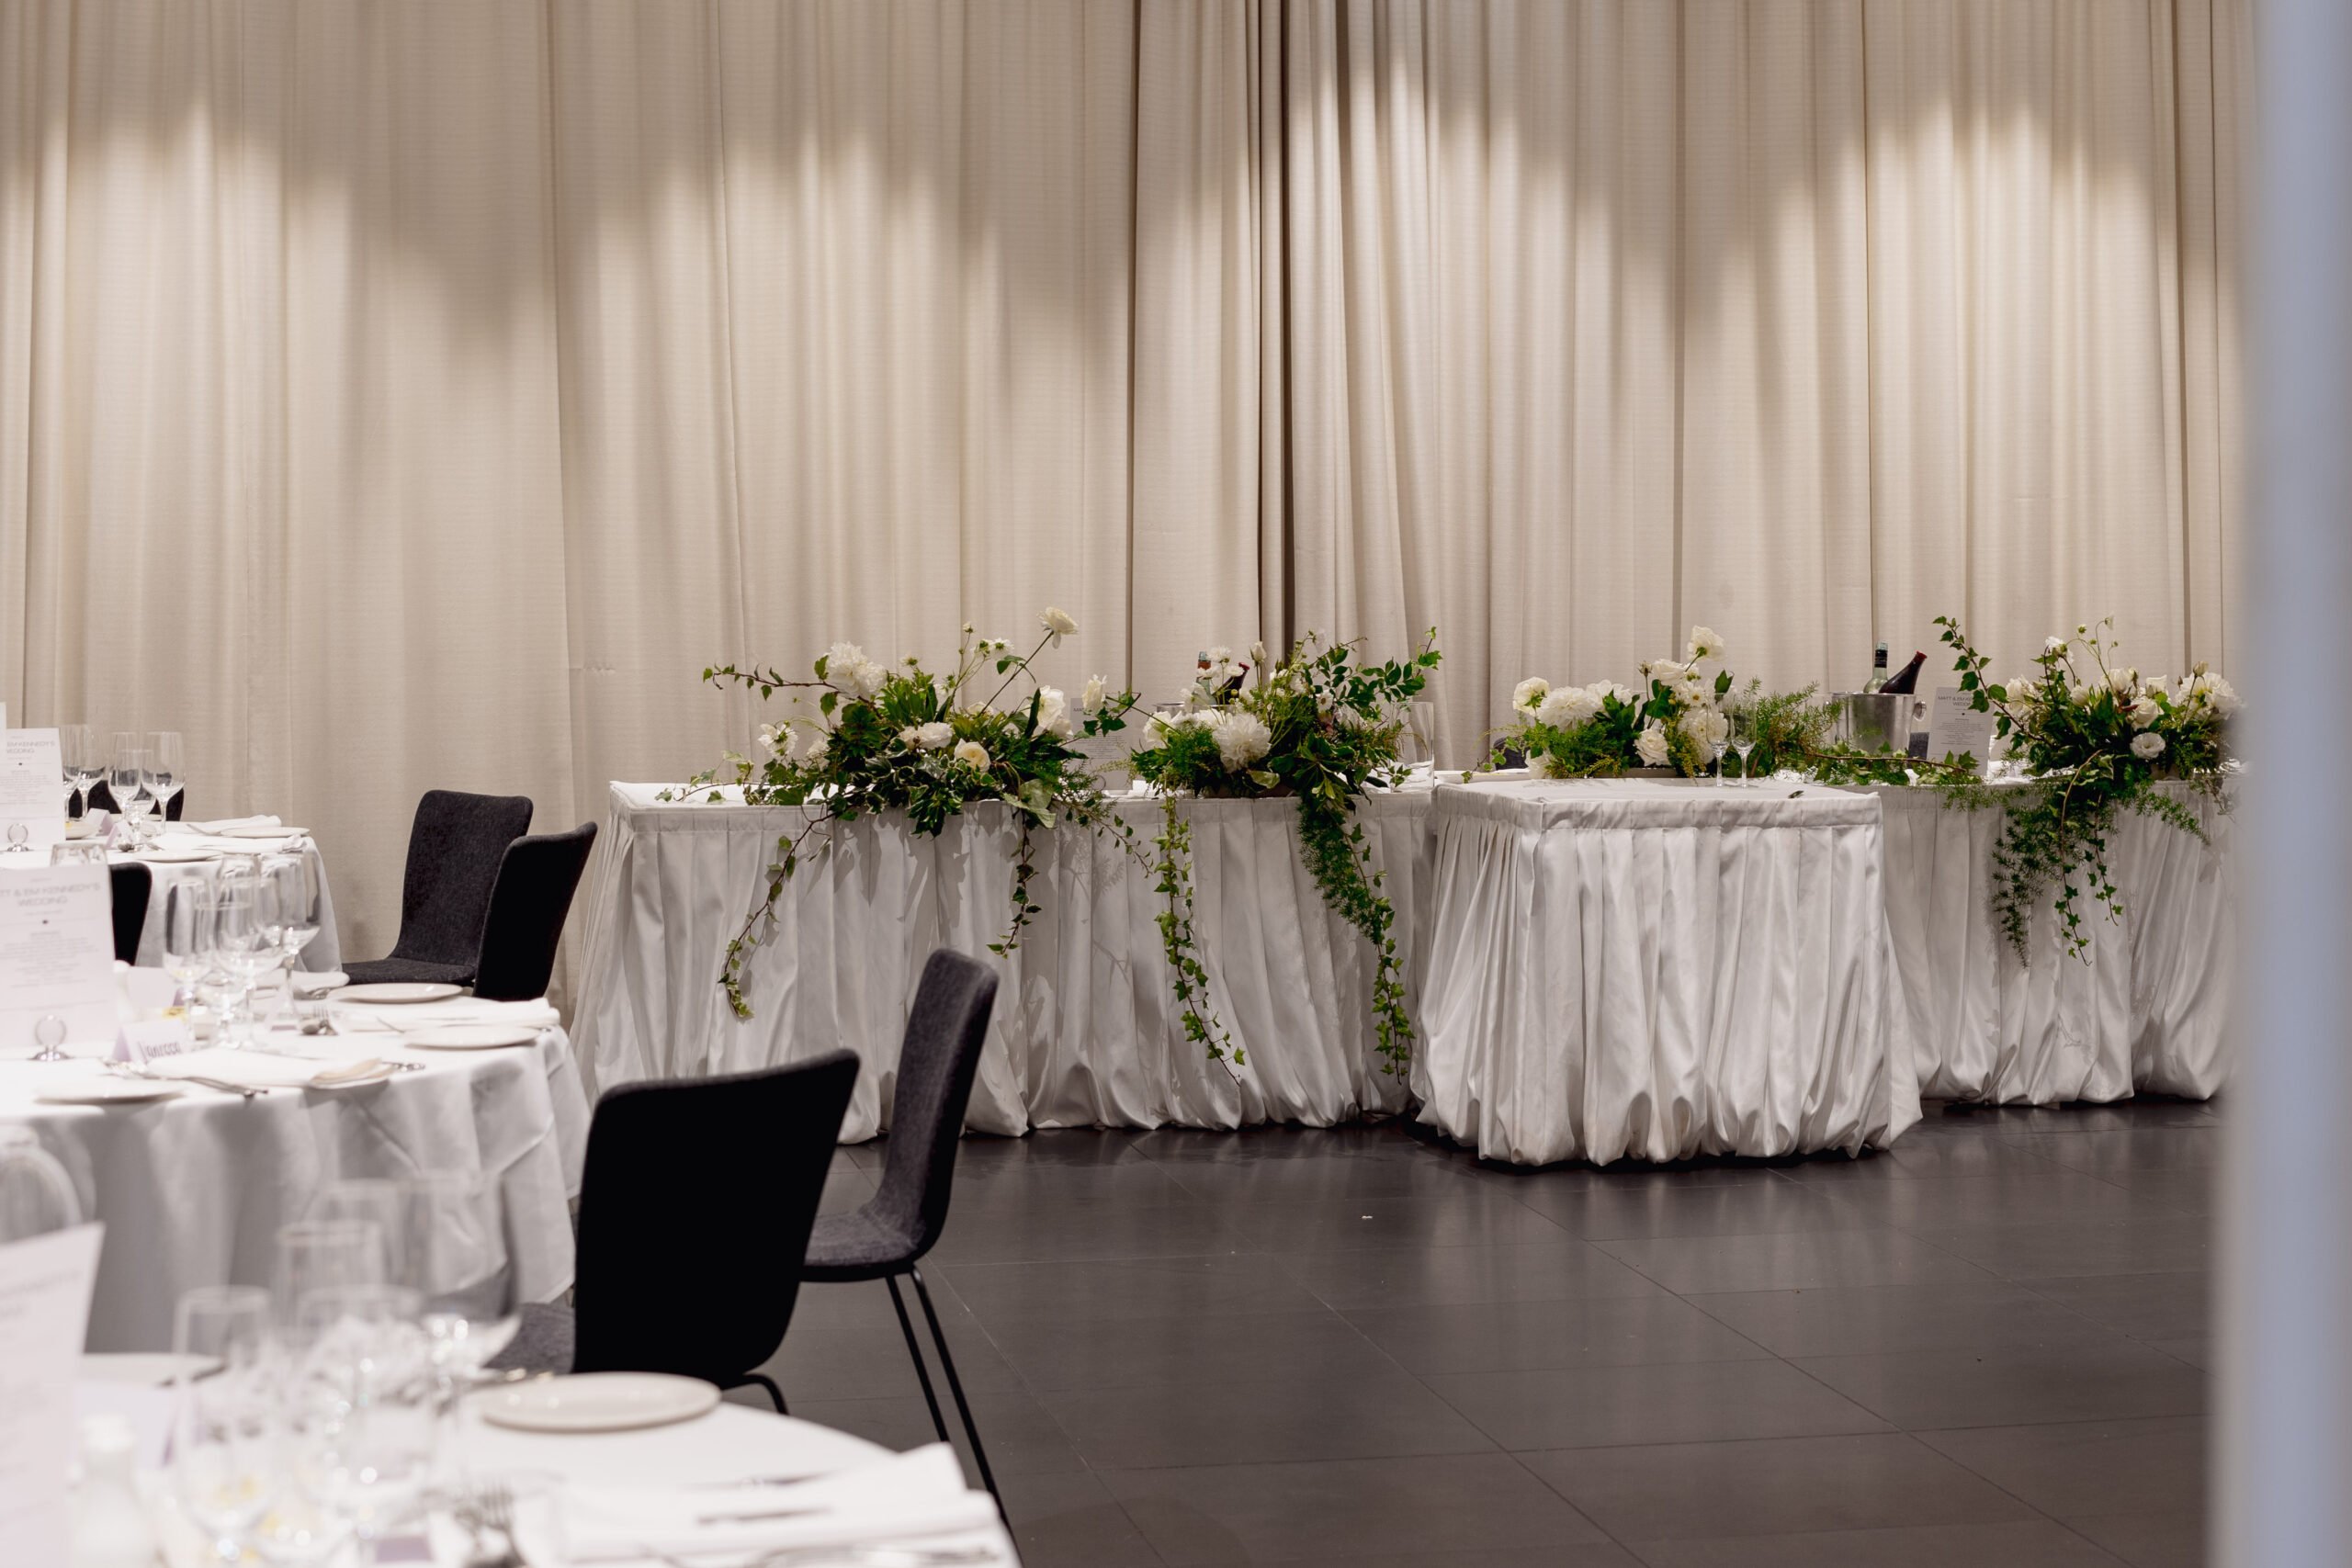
xmin=1880 ymin=650 xmax=1928 ymax=695
xmin=1867 ymin=642 xmax=1889 ymax=693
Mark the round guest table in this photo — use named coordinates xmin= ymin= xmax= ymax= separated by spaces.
xmin=112 ymin=818 xmax=345 ymax=970
xmin=1412 ymin=778 xmax=1920 ymax=1166
xmin=0 ymin=984 xmax=589 ymax=1351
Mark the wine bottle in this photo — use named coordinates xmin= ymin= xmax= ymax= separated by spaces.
xmin=1880 ymin=650 xmax=1928 ymax=695
xmin=1867 ymin=642 xmax=1889 ymax=693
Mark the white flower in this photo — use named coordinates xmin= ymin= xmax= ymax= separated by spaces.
xmin=1081 ymin=675 xmax=1107 ymax=715
xmin=2067 ymin=682 xmax=2097 ymax=707
xmin=2132 ymin=731 xmax=2166 ymax=761
xmin=1535 ymin=686 xmax=1601 ymax=729
xmin=1511 ymin=677 xmax=1551 ymax=714
xmin=1205 ymin=646 xmax=1234 ymax=666
xmin=915 ymin=721 xmax=954 ymax=750
xmin=1587 ymin=682 xmax=1639 ymax=706
xmin=2183 ymin=671 xmax=2240 ymax=718
xmin=899 ymin=726 xmax=922 ymax=748
xmin=826 ymin=640 xmax=868 ymax=672
xmin=784 ymin=722 xmax=831 ymax=763
xmin=2109 ymin=667 xmax=2138 ymax=695
xmin=1250 ymin=640 xmax=1269 ymax=669
xmin=1634 ymin=726 xmax=1672 ymax=767
xmin=2044 ymin=635 xmax=2067 ymax=653
xmin=952 ymin=739 xmax=990 ymax=770
xmin=1677 ymin=705 xmax=1729 ymax=750
xmin=1035 ymin=687 xmax=1076 ymax=738
xmin=1686 ymin=626 xmax=1726 ymax=663
xmin=1040 ymin=606 xmax=1079 ymax=645
xmin=756 ymin=723 xmax=784 ymax=759
xmin=2127 ymin=694 xmax=2164 ymax=729
xmin=1209 ymin=710 xmax=1272 ymax=771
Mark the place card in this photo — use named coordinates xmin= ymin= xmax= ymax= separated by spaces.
xmin=0 ymin=1223 xmax=106 ymax=1566
xmin=1926 ymin=687 xmax=1997 ymax=776
xmin=0 ymin=728 xmax=64 ymax=857
xmin=0 ymin=865 xmax=116 ymax=1052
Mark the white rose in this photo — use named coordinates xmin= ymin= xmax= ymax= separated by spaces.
xmin=1686 ymin=626 xmax=1726 ymax=663
xmin=1512 ymin=677 xmax=1551 ymax=714
xmin=1677 ymin=705 xmax=1729 ymax=750
xmin=1081 ymin=675 xmax=1107 ymax=715
xmin=825 ymin=640 xmax=868 ymax=673
xmin=1035 ymin=687 xmax=1076 ymax=738
xmin=915 ymin=721 xmax=954 ymax=750
xmin=1040 ymin=606 xmax=1079 ymax=645
xmin=756 ymin=723 xmax=783 ymax=759
xmin=785 ymin=722 xmax=830 ymax=763
xmin=1250 ymin=641 xmax=1269 ymax=669
xmin=898 ymin=726 xmax=922 ymax=748
xmin=1209 ymin=710 xmax=1273 ymax=771
xmin=1535 ymin=686 xmax=1602 ymax=729
xmin=2067 ymin=682 xmax=2096 ymax=707
xmin=1588 ymin=682 xmax=1638 ymax=706
xmin=952 ymin=739 xmax=990 ymax=770
xmin=1634 ymin=725 xmax=1672 ymax=767
xmin=2132 ymin=731 xmax=2166 ymax=761
xmin=1206 ymin=646 xmax=1234 ymax=665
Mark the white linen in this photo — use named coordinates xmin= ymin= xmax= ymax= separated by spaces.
xmin=574 ymin=783 xmax=1433 ymax=1140
xmin=0 ymin=1006 xmax=590 ymax=1351
xmin=1875 ymin=781 xmax=2237 ymax=1103
xmin=1412 ymin=780 xmax=1919 ymax=1166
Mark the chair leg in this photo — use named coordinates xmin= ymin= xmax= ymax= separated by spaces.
xmin=737 ymin=1372 xmax=787 ymax=1415
xmin=886 ymin=1273 xmax=953 ymax=1446
xmin=908 ymin=1264 xmax=1003 ymax=1515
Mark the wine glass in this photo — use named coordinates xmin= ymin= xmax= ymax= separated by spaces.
xmin=283 ymin=1284 xmax=435 ymax=1551
xmin=160 ymin=879 xmax=213 ymax=1005
xmin=109 ymin=743 xmax=154 ymax=848
xmin=147 ymin=731 xmax=184 ymax=825
xmin=266 ymin=854 xmax=323 ymax=987
xmin=211 ymin=870 xmax=284 ymax=1043
xmin=171 ymin=1285 xmax=278 ymax=1565
xmin=59 ymin=725 xmax=96 ymax=817
xmin=1729 ymin=705 xmax=1759 ymax=787
xmin=271 ymin=1220 xmax=388 ymax=1338
xmin=311 ymin=1179 xmax=410 ymax=1288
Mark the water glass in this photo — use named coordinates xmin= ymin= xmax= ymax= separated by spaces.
xmin=404 ymin=1171 xmax=512 ymax=1322
xmin=271 ymin=1220 xmax=387 ymax=1336
xmin=311 ymin=1180 xmax=409 ymax=1287
xmin=161 ymin=879 xmax=214 ymax=1004
xmin=146 ymin=730 xmax=184 ymax=821
xmin=266 ymin=854 xmax=323 ymax=974
xmin=109 ymin=743 xmax=154 ymax=847
xmin=59 ymin=724 xmax=96 ymax=813
xmin=283 ymin=1285 xmax=435 ymax=1547
xmin=213 ymin=871 xmax=284 ymax=1041
xmin=171 ymin=1285 xmax=277 ymax=1565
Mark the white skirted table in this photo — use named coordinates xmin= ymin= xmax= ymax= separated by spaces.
xmin=1874 ymin=780 xmax=2236 ymax=1104
xmin=1 ymin=987 xmax=590 ymax=1351
xmin=572 ymin=782 xmax=1433 ymax=1139
xmin=1411 ymin=779 xmax=1920 ymax=1166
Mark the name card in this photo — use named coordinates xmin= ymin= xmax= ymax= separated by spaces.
xmin=114 ymin=1018 xmax=192 ymax=1065
xmin=0 ymin=865 xmax=116 ymax=1052
xmin=1926 ymin=687 xmax=1997 ymax=776
xmin=0 ymin=729 xmax=64 ymax=857
xmin=0 ymin=1223 xmax=105 ymax=1566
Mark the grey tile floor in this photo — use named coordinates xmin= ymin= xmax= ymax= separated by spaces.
xmin=741 ymin=1099 xmax=2214 ymax=1568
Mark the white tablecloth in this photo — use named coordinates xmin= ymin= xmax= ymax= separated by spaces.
xmin=1874 ymin=780 xmax=2236 ymax=1103
xmin=113 ymin=823 xmax=343 ymax=971
xmin=1 ymin=987 xmax=589 ymax=1351
xmin=573 ymin=782 xmax=1433 ymax=1139
xmin=1413 ymin=779 xmax=1920 ymax=1166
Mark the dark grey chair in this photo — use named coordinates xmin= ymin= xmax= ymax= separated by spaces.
xmin=802 ymin=949 xmax=1001 ymax=1504
xmin=83 ymin=783 xmax=183 ymax=820
xmin=471 ymin=823 xmax=598 ymax=1001
xmin=342 ymin=790 xmax=532 ymax=987
xmin=108 ymin=863 xmax=152 ymax=964
xmin=485 ymin=1051 xmax=860 ymax=1406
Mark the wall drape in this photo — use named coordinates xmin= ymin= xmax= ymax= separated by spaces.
xmin=0 ymin=0 xmax=2245 ymax=968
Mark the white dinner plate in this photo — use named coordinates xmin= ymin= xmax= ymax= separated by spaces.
xmin=476 ymin=1372 xmax=720 ymax=1434
xmin=221 ymin=824 xmax=308 ymax=839
xmin=135 ymin=849 xmax=217 ymax=863
xmin=35 ymin=1077 xmax=187 ymax=1106
xmin=334 ymin=983 xmax=464 ymax=1004
xmin=290 ymin=970 xmax=350 ymax=997
xmin=401 ymin=1024 xmax=540 ymax=1051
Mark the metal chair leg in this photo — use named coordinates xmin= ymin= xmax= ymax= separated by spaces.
xmin=736 ymin=1372 xmax=787 ymax=1414
xmin=886 ymin=1273 xmax=952 ymax=1445
xmin=908 ymin=1265 xmax=1002 ymax=1514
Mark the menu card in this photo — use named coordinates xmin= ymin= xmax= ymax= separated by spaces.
xmin=0 ymin=1223 xmax=105 ymax=1566
xmin=0 ymin=729 xmax=63 ymax=857
xmin=1926 ymin=687 xmax=1997 ymax=777
xmin=0 ymin=865 xmax=115 ymax=1052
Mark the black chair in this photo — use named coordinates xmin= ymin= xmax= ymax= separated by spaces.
xmin=470 ymin=823 xmax=598 ymax=1002
xmin=486 ymin=1052 xmax=860 ymax=1405
xmin=82 ymin=784 xmax=184 ymax=820
xmin=802 ymin=949 xmax=1001 ymax=1503
xmin=108 ymin=863 xmax=152 ymax=963
xmin=342 ymin=790 xmax=532 ymax=987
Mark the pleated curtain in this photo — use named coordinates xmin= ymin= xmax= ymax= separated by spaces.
xmin=0 ymin=0 xmax=2246 ymax=973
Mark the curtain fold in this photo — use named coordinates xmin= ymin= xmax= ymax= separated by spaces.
xmin=0 ymin=0 xmax=2245 ymax=964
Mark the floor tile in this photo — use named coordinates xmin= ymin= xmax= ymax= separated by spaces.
xmin=998 ymin=1471 xmax=1164 ymax=1568
xmin=940 ymin=1252 xmax=1328 ymax=1325
xmin=784 ymin=1384 xmax=1088 ymax=1479
xmin=1592 ymin=1228 xmax=1996 ymax=1294
xmin=2018 ymin=1271 xmax=2211 ymax=1341
xmin=1041 ymin=1367 xmax=1496 ymax=1468
xmin=926 ymin=1195 xmax=1256 ymax=1264
xmin=1342 ymin=1293 xmax=1770 ymax=1375
xmin=1684 ymin=1280 xmax=2115 ymax=1358
xmin=1228 ymin=1189 xmax=1570 ymax=1253
xmin=1625 ymin=1518 xmax=2132 ymax=1567
xmin=1792 ymin=1345 xmax=2205 ymax=1430
xmin=1917 ymin=1416 xmax=2205 ymax=1520
xmin=1823 ymin=1170 xmax=2168 ymax=1230
xmin=1282 ymin=1239 xmax=1667 ymax=1310
xmin=2066 ymin=1511 xmax=2206 ymax=1568
xmin=1909 ymin=1217 xmax=2211 ymax=1280
xmin=985 ymin=1305 xmax=1397 ymax=1392
xmin=1521 ymin=1431 xmax=2036 ymax=1540
xmin=2006 ymin=1127 xmax=2222 ymax=1177
xmin=1422 ymin=1358 xmax=1888 ymax=1450
xmin=1165 ymin=1150 xmax=1492 ymax=1205
xmin=1099 ymin=1452 xmax=1611 ymax=1564
xmin=1516 ymin=1175 xmax=1872 ymax=1240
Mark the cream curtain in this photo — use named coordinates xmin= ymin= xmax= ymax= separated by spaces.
xmin=0 ymin=0 xmax=2245 ymax=965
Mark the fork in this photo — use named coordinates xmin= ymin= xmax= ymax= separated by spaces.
xmin=468 ymin=1479 xmax=525 ymax=1567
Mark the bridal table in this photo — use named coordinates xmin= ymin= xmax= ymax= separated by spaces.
xmin=2 ymin=978 xmax=589 ymax=1350
xmin=1412 ymin=778 xmax=1920 ymax=1165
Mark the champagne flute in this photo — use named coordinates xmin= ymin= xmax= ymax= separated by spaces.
xmin=172 ymin=1285 xmax=278 ymax=1565
xmin=1729 ymin=705 xmax=1759 ymax=787
xmin=147 ymin=730 xmax=184 ymax=824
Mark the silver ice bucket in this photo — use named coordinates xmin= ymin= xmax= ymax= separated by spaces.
xmin=1836 ymin=691 xmax=1905 ymax=753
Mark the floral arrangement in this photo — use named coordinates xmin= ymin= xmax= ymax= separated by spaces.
xmin=1126 ymin=631 xmax=1442 ymax=1073
xmin=667 ymin=608 xmax=1139 ymax=1016
xmin=1495 ymin=627 xmax=1735 ymax=778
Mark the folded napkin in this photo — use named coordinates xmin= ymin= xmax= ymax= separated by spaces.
xmin=555 ymin=1444 xmax=1001 ymax=1562
xmin=144 ymin=1048 xmax=390 ymax=1090
xmin=333 ymin=997 xmax=561 ymax=1032
xmin=180 ymin=815 xmax=283 ymax=834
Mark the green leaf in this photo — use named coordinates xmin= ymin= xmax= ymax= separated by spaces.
xmin=819 ymin=691 xmax=837 ymax=716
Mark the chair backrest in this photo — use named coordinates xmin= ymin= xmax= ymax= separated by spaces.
xmin=84 ymin=784 xmax=183 ymax=820
xmin=571 ymin=1052 xmax=859 ymax=1384
xmin=387 ymin=790 xmax=533 ymax=967
xmin=471 ymin=823 xmax=598 ymax=1001
xmin=108 ymin=863 xmax=152 ymax=964
xmin=866 ymin=949 xmax=999 ymax=1264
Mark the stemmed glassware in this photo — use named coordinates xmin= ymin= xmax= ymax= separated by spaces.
xmin=108 ymin=740 xmax=154 ymax=849
xmin=172 ymin=1286 xmax=279 ymax=1565
xmin=147 ymin=730 xmax=185 ymax=824
xmin=1729 ymin=705 xmax=1759 ymax=787
xmin=58 ymin=724 xmax=95 ymax=818
xmin=266 ymin=854 xmax=324 ymax=998
xmin=160 ymin=879 xmax=216 ymax=1010
xmin=211 ymin=869 xmax=284 ymax=1044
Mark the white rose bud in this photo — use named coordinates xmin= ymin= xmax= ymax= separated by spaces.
xmin=916 ymin=722 xmax=954 ymax=750
xmin=1250 ymin=640 xmax=1270 ymax=669
xmin=953 ymin=739 xmax=990 ymax=770
xmin=1040 ymin=606 xmax=1079 ymax=645
xmin=1634 ymin=726 xmax=1672 ymax=767
xmin=1511 ymin=677 xmax=1551 ymax=714
xmin=1081 ymin=675 xmax=1107 ymax=715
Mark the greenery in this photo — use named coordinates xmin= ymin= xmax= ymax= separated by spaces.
xmin=1127 ymin=631 xmax=1443 ymax=1074
xmin=662 ymin=610 xmax=1138 ymax=1018
xmin=1489 ymin=627 xmax=1735 ymax=780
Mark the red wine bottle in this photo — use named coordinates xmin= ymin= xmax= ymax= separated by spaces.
xmin=1879 ymin=650 xmax=1928 ymax=694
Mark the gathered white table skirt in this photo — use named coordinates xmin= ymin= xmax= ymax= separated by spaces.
xmin=573 ymin=783 xmax=1432 ymax=1140
xmin=3 ymin=991 xmax=589 ymax=1351
xmin=1413 ymin=780 xmax=1920 ymax=1166
xmin=1874 ymin=781 xmax=2236 ymax=1104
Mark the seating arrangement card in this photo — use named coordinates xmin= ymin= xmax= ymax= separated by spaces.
xmin=1926 ymin=687 xmax=1997 ymax=776
xmin=0 ymin=728 xmax=63 ymax=857
xmin=0 ymin=1223 xmax=105 ymax=1567
xmin=0 ymin=865 xmax=116 ymax=1052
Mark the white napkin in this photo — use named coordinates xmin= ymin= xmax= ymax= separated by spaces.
xmin=180 ymin=815 xmax=282 ymax=834
xmin=554 ymin=1444 xmax=1001 ymax=1562
xmin=143 ymin=1047 xmax=390 ymax=1090
xmin=333 ymin=998 xmax=561 ymax=1033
